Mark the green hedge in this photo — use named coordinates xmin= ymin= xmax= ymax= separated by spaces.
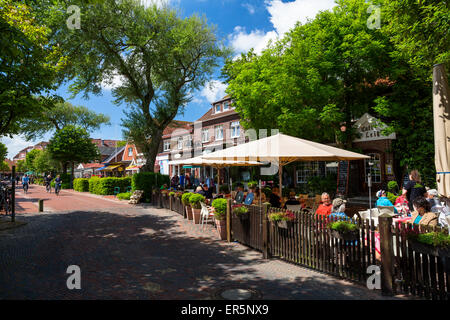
xmin=73 ymin=178 xmax=90 ymax=192
xmin=117 ymin=192 xmax=132 ymax=200
xmin=131 ymin=172 xmax=170 ymax=200
xmin=88 ymin=176 xmax=132 ymax=195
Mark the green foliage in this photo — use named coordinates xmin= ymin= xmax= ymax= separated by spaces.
xmin=0 ymin=1 xmax=64 ymax=136
xmin=212 ymin=198 xmax=228 ymax=220
xmin=117 ymin=192 xmax=132 ymax=200
xmin=25 ymin=149 xmax=41 ymax=173
xmin=169 ymin=191 xmax=175 ymax=197
xmin=73 ymin=178 xmax=89 ymax=192
xmin=232 ymin=205 xmax=248 ymax=216
xmin=306 ymin=174 xmax=337 ymax=196
xmin=88 ymin=177 xmax=131 ymax=195
xmin=0 ymin=160 xmax=9 ymax=172
xmin=32 ymin=149 xmax=59 ymax=174
xmin=89 ymin=176 xmax=101 ymax=194
xmin=329 ymin=221 xmax=358 ymax=233
xmin=50 ymin=173 xmax=72 ymax=189
xmin=247 ymin=181 xmax=258 ymax=189
xmin=131 ymin=172 xmax=169 ymax=199
xmin=0 ymin=142 xmax=6 ymax=161
xmin=21 ymin=102 xmax=111 ymax=141
xmin=189 ymin=193 xmax=205 ymax=209
xmin=47 ymin=125 xmax=100 ymax=171
xmin=181 ymin=192 xmax=194 ymax=206
xmin=410 ymin=232 xmax=450 ymax=248
xmin=16 ymin=160 xmax=27 ymax=173
xmin=387 ymin=181 xmax=399 ymax=192
xmin=386 ymin=192 xmax=399 ymax=204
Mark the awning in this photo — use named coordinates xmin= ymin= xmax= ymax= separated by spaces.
xmin=103 ymin=164 xmax=121 ymax=171
xmin=96 ymin=166 xmax=108 ymax=171
xmin=126 ymin=165 xmax=142 ymax=170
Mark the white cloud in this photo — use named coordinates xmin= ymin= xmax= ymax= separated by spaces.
xmin=200 ymin=80 xmax=227 ymax=103
xmin=230 ymin=0 xmax=336 ymax=55
xmin=101 ymin=73 xmax=126 ymax=90
xmin=242 ymin=3 xmax=256 ymax=15
xmin=1 ymin=136 xmax=33 ymax=159
xmin=140 ymin=0 xmax=177 ymax=8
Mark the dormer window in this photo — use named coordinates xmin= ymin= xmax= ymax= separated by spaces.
xmin=223 ymin=101 xmax=230 ymax=111
xmin=215 ymin=104 xmax=221 ymax=113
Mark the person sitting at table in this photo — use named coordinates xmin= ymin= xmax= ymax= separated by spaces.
xmin=425 ymin=189 xmax=440 ymax=210
xmin=329 ymin=198 xmax=349 ymax=220
xmin=315 ymin=192 xmax=333 ymax=216
xmin=375 ymin=189 xmax=398 ymax=214
xmin=269 ymin=187 xmax=281 ymax=208
xmin=195 ymin=185 xmax=206 ymax=197
xmin=202 ymin=184 xmax=213 ymax=200
xmin=283 ymin=191 xmax=301 ymax=209
xmin=408 ymin=196 xmax=438 ymax=226
xmin=252 ymin=187 xmax=266 ymax=204
xmin=234 ymin=185 xmax=245 ymax=204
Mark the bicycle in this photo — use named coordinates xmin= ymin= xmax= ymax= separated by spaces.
xmin=55 ymin=183 xmax=61 ymax=196
xmin=23 ymin=183 xmax=29 ymax=194
xmin=45 ymin=183 xmax=51 ymax=193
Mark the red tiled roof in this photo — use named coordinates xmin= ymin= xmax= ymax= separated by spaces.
xmin=162 ymin=120 xmax=193 ymax=139
xmin=82 ymin=163 xmax=104 ymax=169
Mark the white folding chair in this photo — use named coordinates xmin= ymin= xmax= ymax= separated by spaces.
xmin=200 ymin=202 xmax=215 ymax=231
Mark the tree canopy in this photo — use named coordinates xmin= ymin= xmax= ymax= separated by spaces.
xmin=40 ymin=0 xmax=229 ymax=171
xmin=21 ymin=101 xmax=111 ymax=141
xmin=0 ymin=142 xmax=7 ymax=162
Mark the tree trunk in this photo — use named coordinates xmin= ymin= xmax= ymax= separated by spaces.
xmin=71 ymin=162 xmax=75 ymax=188
xmin=62 ymin=162 xmax=68 ymax=174
xmin=140 ymin=130 xmax=163 ymax=172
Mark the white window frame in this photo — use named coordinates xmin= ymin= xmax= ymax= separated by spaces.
xmin=296 ymin=161 xmax=320 ymax=184
xmin=230 ymin=121 xmax=240 ymax=138
xmin=365 ymin=153 xmax=381 ymax=183
xmin=185 ymin=135 xmax=192 ymax=147
xmin=128 ymin=147 xmax=133 ymax=157
xmin=163 ymin=140 xmax=171 ymax=151
xmin=215 ymin=125 xmax=224 ymax=141
xmin=223 ymin=101 xmax=230 ymax=111
xmin=177 ymin=137 xmax=183 ymax=150
xmin=202 ymin=129 xmax=209 ymax=143
xmin=215 ymin=104 xmax=221 ymax=113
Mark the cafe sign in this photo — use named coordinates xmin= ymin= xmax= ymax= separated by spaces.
xmin=353 ymin=113 xmax=396 ymax=142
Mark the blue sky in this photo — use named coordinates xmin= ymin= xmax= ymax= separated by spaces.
xmin=3 ymin=0 xmax=337 ymax=158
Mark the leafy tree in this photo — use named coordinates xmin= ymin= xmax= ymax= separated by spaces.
xmin=16 ymin=160 xmax=27 ymax=173
xmin=0 ymin=161 xmax=9 ymax=172
xmin=41 ymin=0 xmax=228 ymax=171
xmin=0 ymin=0 xmax=64 ymax=136
xmin=223 ymin=0 xmax=393 ymax=147
xmin=47 ymin=125 xmax=100 ymax=183
xmin=0 ymin=142 xmax=7 ymax=162
xmin=21 ymin=102 xmax=111 ymax=141
xmin=24 ymin=149 xmax=42 ymax=173
xmin=33 ymin=149 xmax=59 ymax=174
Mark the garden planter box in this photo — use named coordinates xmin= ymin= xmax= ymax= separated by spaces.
xmin=237 ymin=213 xmax=249 ymax=221
xmin=330 ymin=229 xmax=359 ymax=241
xmin=276 ymin=220 xmax=294 ymax=229
xmin=186 ymin=206 xmax=193 ymax=220
xmin=409 ymin=241 xmax=450 ymax=257
xmin=192 ymin=208 xmax=201 ymax=224
xmin=216 ymin=219 xmax=227 ymax=240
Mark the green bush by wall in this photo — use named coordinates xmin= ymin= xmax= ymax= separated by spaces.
xmin=88 ymin=176 xmax=132 ymax=195
xmin=131 ymin=172 xmax=170 ymax=199
xmin=73 ymin=178 xmax=90 ymax=192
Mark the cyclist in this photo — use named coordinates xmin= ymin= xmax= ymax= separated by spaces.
xmin=54 ymin=175 xmax=62 ymax=195
xmin=44 ymin=174 xmax=52 ymax=193
xmin=22 ymin=174 xmax=30 ymax=194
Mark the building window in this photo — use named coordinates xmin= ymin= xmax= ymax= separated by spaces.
xmin=185 ymin=135 xmax=192 ymax=147
xmin=365 ymin=153 xmax=381 ymax=183
xmin=230 ymin=121 xmax=240 ymax=138
xmin=296 ymin=162 xmax=320 ymax=184
xmin=163 ymin=140 xmax=170 ymax=151
xmin=128 ymin=147 xmax=133 ymax=157
xmin=223 ymin=101 xmax=230 ymax=111
xmin=202 ymin=129 xmax=209 ymax=143
xmin=215 ymin=125 xmax=223 ymax=141
xmin=177 ymin=137 xmax=183 ymax=150
xmin=215 ymin=104 xmax=221 ymax=113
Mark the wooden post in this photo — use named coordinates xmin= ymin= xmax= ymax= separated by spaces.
xmin=11 ymin=165 xmax=15 ymax=223
xmin=379 ymin=214 xmax=394 ymax=296
xmin=169 ymin=195 xmax=172 ymax=211
xmin=226 ymin=198 xmax=232 ymax=242
xmin=159 ymin=190 xmax=163 ymax=208
xmin=38 ymin=199 xmax=44 ymax=212
xmin=262 ymin=203 xmax=271 ymax=259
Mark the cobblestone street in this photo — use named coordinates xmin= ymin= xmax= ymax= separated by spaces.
xmin=0 ymin=195 xmax=406 ymax=300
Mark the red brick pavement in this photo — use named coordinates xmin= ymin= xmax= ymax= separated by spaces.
xmin=15 ymin=184 xmax=130 ymax=213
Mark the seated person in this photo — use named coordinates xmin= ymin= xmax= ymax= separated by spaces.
xmin=269 ymin=187 xmax=281 ymax=208
xmin=394 ymin=194 xmax=410 ymax=215
xmin=315 ymin=192 xmax=333 ymax=216
xmin=408 ymin=196 xmax=438 ymax=227
xmin=426 ymin=189 xmax=441 ymax=209
xmin=244 ymin=187 xmax=255 ymax=205
xmin=252 ymin=187 xmax=267 ymax=204
xmin=195 ymin=185 xmax=206 ymax=197
xmin=283 ymin=191 xmax=300 ymax=209
xmin=375 ymin=190 xmax=398 ymax=214
xmin=234 ymin=185 xmax=245 ymax=204
xmin=202 ymin=184 xmax=213 ymax=199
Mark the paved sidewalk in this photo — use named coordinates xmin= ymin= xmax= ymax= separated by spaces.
xmin=0 ymin=205 xmax=407 ymax=300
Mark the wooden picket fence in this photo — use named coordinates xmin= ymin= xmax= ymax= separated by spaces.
xmin=391 ymin=222 xmax=450 ymax=300
xmin=231 ymin=205 xmax=265 ymax=252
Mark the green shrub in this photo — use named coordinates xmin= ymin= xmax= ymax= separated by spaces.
xmin=212 ymin=198 xmax=227 ymax=220
xmin=329 ymin=221 xmax=358 ymax=233
xmin=117 ymin=192 xmax=132 ymax=200
xmin=232 ymin=205 xmax=248 ymax=216
xmin=87 ymin=176 xmax=131 ymax=195
xmin=387 ymin=180 xmax=399 ymax=192
xmin=247 ymin=181 xmax=258 ymax=189
xmin=181 ymin=192 xmax=193 ymax=206
xmin=73 ymin=178 xmax=89 ymax=192
xmin=189 ymin=193 xmax=205 ymax=209
xmin=131 ymin=172 xmax=169 ymax=199
xmin=89 ymin=176 xmax=101 ymax=193
xmin=169 ymin=191 xmax=175 ymax=196
xmin=386 ymin=192 xmax=399 ymax=204
xmin=415 ymin=232 xmax=450 ymax=248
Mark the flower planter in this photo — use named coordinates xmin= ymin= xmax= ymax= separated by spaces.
xmin=276 ymin=220 xmax=294 ymax=229
xmin=409 ymin=241 xmax=450 ymax=257
xmin=192 ymin=208 xmax=201 ymax=224
xmin=330 ymin=229 xmax=359 ymax=241
xmin=216 ymin=219 xmax=227 ymax=240
xmin=237 ymin=212 xmax=250 ymax=221
xmin=186 ymin=206 xmax=193 ymax=220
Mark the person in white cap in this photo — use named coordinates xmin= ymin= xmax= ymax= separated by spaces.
xmin=375 ymin=189 xmax=397 ymax=213
xmin=425 ymin=189 xmax=440 ymax=209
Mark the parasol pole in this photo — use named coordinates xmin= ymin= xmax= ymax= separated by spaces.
xmin=279 ymin=161 xmax=283 ymax=198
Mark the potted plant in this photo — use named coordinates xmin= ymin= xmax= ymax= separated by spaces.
xmin=189 ymin=193 xmax=205 ymax=224
xmin=268 ymin=211 xmax=296 ymax=229
xmin=328 ymin=221 xmax=359 ymax=241
xmin=407 ymin=231 xmax=450 ymax=257
xmin=212 ymin=198 xmax=228 ymax=240
xmin=247 ymin=181 xmax=258 ymax=189
xmin=182 ymin=192 xmax=193 ymax=220
xmin=233 ymin=205 xmax=249 ymax=221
